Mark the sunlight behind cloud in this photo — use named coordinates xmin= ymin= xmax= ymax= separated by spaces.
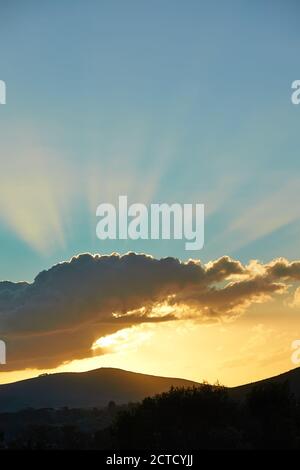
xmin=92 ymin=325 xmax=153 ymax=354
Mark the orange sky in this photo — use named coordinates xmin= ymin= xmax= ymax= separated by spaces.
xmin=1 ymin=300 xmax=299 ymax=387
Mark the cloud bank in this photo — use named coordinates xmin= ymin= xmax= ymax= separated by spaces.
xmin=0 ymin=252 xmax=299 ymax=371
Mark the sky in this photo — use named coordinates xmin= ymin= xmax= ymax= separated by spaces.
xmin=0 ymin=0 xmax=300 ymax=386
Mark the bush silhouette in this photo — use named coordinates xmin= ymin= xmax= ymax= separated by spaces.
xmin=112 ymin=384 xmax=241 ymax=449
xmin=2 ymin=381 xmax=300 ymax=449
xmin=244 ymin=381 xmax=297 ymax=449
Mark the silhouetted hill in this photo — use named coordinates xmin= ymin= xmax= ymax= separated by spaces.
xmin=0 ymin=368 xmax=199 ymax=412
xmin=230 ymin=367 xmax=300 ymax=400
xmin=2 ymin=366 xmax=300 ymax=414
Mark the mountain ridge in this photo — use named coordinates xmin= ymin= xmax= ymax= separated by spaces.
xmin=0 ymin=367 xmax=199 ymax=412
xmin=1 ymin=366 xmax=300 ymax=412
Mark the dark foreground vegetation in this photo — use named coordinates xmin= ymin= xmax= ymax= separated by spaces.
xmin=0 ymin=381 xmax=299 ymax=450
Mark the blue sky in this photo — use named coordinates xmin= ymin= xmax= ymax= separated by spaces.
xmin=0 ymin=0 xmax=300 ymax=281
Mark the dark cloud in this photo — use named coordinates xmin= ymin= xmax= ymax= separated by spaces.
xmin=265 ymin=258 xmax=300 ymax=280
xmin=0 ymin=252 xmax=298 ymax=371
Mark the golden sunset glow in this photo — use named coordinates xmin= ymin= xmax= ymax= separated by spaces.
xmin=1 ymin=3 xmax=300 ymax=429
xmin=91 ymin=325 xmax=153 ymax=353
xmin=1 ymin=300 xmax=300 ymax=387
